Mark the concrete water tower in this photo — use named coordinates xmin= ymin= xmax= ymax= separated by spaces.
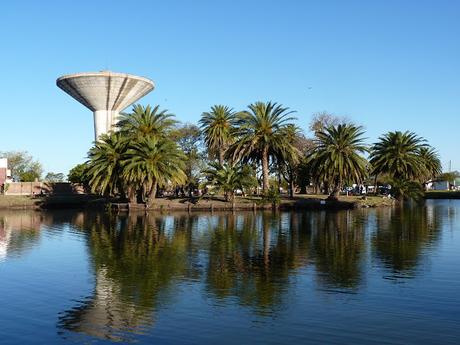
xmin=57 ymin=71 xmax=155 ymax=140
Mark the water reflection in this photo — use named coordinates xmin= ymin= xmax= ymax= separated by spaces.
xmin=204 ymin=213 xmax=310 ymax=314
xmin=372 ymin=205 xmax=442 ymax=277
xmin=0 ymin=211 xmax=43 ymax=261
xmin=310 ymin=211 xmax=366 ymax=289
xmin=58 ymin=213 xmax=199 ymax=341
xmin=50 ymin=203 xmax=447 ymax=341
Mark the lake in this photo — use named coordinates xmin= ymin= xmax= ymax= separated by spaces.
xmin=1 ymin=200 xmax=459 ymax=344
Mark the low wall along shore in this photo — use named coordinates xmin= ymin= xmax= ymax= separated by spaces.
xmin=4 ymin=182 xmax=84 ymax=196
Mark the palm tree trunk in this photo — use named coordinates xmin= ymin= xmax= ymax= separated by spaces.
xmin=219 ymin=149 xmax=224 ymax=166
xmin=117 ymin=181 xmax=126 ymax=200
xmin=374 ymin=175 xmax=378 ymax=195
xmin=278 ymin=169 xmax=282 ymax=193
xmin=262 ymin=146 xmax=269 ymax=192
xmin=288 ymin=168 xmax=295 ymax=198
xmin=328 ymin=178 xmax=341 ymax=201
xmin=127 ymin=185 xmax=137 ymax=204
xmin=328 ymin=186 xmax=340 ymax=200
xmin=146 ymin=181 xmax=158 ymax=208
xmin=289 ymin=179 xmax=295 ymax=199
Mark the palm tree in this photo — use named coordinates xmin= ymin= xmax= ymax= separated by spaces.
xmin=308 ymin=124 xmax=368 ymax=200
xmin=117 ymin=104 xmax=176 ymax=139
xmin=275 ymin=124 xmax=307 ymax=198
xmin=369 ymin=131 xmax=428 ymax=181
xmin=387 ymin=178 xmax=425 ymax=201
xmin=199 ymin=105 xmax=237 ymax=165
xmin=85 ymin=132 xmax=128 ymax=197
xmin=418 ymin=146 xmax=442 ymax=184
xmin=122 ymin=136 xmax=186 ymax=208
xmin=228 ymin=101 xmax=296 ymax=192
xmin=204 ymin=163 xmax=257 ymax=201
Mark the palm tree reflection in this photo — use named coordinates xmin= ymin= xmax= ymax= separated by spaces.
xmin=58 ymin=213 xmax=199 ymax=342
xmin=205 ymin=212 xmax=310 ymax=315
xmin=310 ymin=210 xmax=366 ymax=289
xmin=56 ymin=205 xmax=444 ymax=340
xmin=372 ymin=204 xmax=442 ymax=276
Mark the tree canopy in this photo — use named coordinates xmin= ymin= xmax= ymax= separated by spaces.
xmin=0 ymin=151 xmax=43 ymax=182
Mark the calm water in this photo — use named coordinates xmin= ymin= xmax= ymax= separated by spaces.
xmin=1 ymin=200 xmax=459 ymax=344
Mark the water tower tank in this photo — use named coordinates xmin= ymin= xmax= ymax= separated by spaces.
xmin=57 ymin=71 xmax=155 ymax=140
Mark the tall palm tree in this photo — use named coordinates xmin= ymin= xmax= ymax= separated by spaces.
xmin=308 ymin=124 xmax=368 ymax=200
xmin=369 ymin=131 xmax=428 ymax=181
xmin=117 ymin=104 xmax=176 ymax=139
xmin=275 ymin=124 xmax=305 ymax=198
xmin=199 ymin=105 xmax=237 ymax=165
xmin=228 ymin=101 xmax=296 ymax=192
xmin=85 ymin=132 xmax=128 ymax=197
xmin=122 ymin=136 xmax=186 ymax=208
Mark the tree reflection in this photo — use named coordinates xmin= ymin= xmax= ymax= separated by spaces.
xmin=54 ymin=204 xmax=445 ymax=341
xmin=205 ymin=212 xmax=310 ymax=315
xmin=310 ymin=211 xmax=366 ymax=289
xmin=372 ymin=204 xmax=442 ymax=275
xmin=58 ymin=213 xmax=199 ymax=342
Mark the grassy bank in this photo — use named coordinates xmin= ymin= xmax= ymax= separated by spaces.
xmin=112 ymin=194 xmax=395 ymax=212
xmin=287 ymin=194 xmax=395 ymax=208
xmin=0 ymin=195 xmax=42 ymax=209
xmin=0 ymin=193 xmax=395 ymax=211
xmin=0 ymin=195 xmax=103 ymax=210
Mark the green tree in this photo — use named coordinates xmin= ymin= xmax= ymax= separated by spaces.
xmin=19 ymin=161 xmax=43 ymax=182
xmin=117 ymin=104 xmax=176 ymax=139
xmin=170 ymin=124 xmax=204 ymax=196
xmin=228 ymin=101 xmax=297 ymax=192
xmin=199 ymin=105 xmax=237 ymax=165
xmin=85 ymin=132 xmax=128 ymax=197
xmin=204 ymin=163 xmax=257 ymax=201
xmin=0 ymin=151 xmax=42 ymax=181
xmin=275 ymin=124 xmax=310 ymax=198
xmin=68 ymin=163 xmax=88 ymax=184
xmin=387 ymin=178 xmax=424 ymax=201
xmin=308 ymin=124 xmax=368 ymax=200
xmin=417 ymin=146 xmax=442 ymax=186
xmin=437 ymin=171 xmax=460 ymax=184
xmin=369 ymin=131 xmax=427 ymax=181
xmin=44 ymin=172 xmax=65 ymax=182
xmin=122 ymin=136 xmax=186 ymax=208
xmin=369 ymin=131 xmax=435 ymax=200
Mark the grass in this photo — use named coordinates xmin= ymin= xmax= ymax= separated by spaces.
xmin=284 ymin=194 xmax=395 ymax=208
xmin=115 ymin=193 xmax=395 ymax=211
xmin=0 ymin=193 xmax=395 ymax=211
xmin=0 ymin=195 xmax=42 ymax=209
xmin=0 ymin=194 xmax=102 ymax=209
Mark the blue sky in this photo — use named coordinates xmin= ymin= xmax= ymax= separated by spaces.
xmin=1 ymin=0 xmax=459 ymax=174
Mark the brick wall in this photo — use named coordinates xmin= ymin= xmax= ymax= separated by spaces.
xmin=0 ymin=168 xmax=6 ymax=186
xmin=4 ymin=182 xmax=85 ymax=196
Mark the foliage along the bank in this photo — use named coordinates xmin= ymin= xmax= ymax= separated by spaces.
xmin=75 ymin=104 xmax=443 ymax=205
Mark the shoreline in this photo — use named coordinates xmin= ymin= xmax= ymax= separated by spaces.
xmin=0 ymin=194 xmax=396 ymax=211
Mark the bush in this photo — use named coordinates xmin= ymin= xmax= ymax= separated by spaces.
xmin=263 ymin=187 xmax=281 ymax=206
